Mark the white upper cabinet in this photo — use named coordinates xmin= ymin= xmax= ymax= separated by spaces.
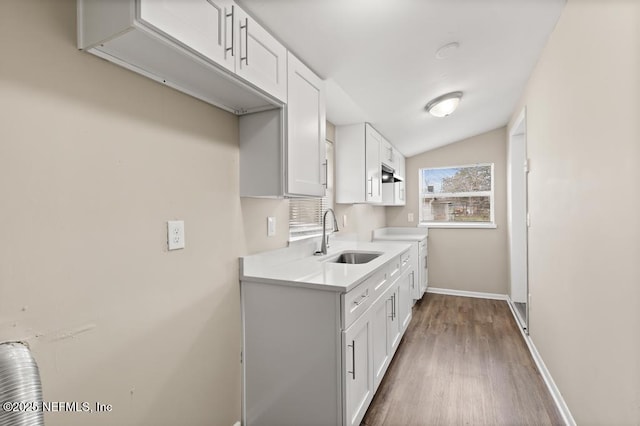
xmin=381 ymin=149 xmax=405 ymax=206
xmin=394 ymin=153 xmax=406 ymax=205
xmin=139 ymin=0 xmax=235 ymax=72
xmin=380 ymin=137 xmax=397 ymax=169
xmin=336 ymin=123 xmax=383 ymax=204
xmin=239 ymin=52 xmax=326 ymax=198
xmin=235 ymin=7 xmax=288 ymax=103
xmin=394 ymin=149 xmax=405 ymax=180
xmin=286 ymin=52 xmax=326 ymax=197
xmin=78 ymin=0 xmax=285 ymax=114
xmin=365 ymin=126 xmax=383 ymax=203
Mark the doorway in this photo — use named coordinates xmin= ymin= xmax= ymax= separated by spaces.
xmin=508 ymin=108 xmax=529 ymax=332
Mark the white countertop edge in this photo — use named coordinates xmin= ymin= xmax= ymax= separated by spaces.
xmin=240 ymin=276 xmax=353 ymax=293
xmin=240 ymin=241 xmax=412 ymax=293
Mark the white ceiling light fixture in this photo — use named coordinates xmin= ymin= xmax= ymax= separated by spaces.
xmin=425 ymin=91 xmax=463 ymax=118
xmin=435 ymin=42 xmax=460 ymax=59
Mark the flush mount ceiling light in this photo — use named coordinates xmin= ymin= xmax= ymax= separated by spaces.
xmin=425 ymin=91 xmax=463 ymax=117
xmin=435 ymin=42 xmax=460 ymax=60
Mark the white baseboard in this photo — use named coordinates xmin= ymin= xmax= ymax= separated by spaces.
xmin=426 ymin=287 xmax=508 ymax=301
xmin=506 ymin=299 xmax=576 ymax=426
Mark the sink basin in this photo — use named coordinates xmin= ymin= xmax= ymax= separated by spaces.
xmin=329 ymin=251 xmax=382 ymax=264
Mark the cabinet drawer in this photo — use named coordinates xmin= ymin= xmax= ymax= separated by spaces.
xmin=369 ymin=267 xmax=391 ymax=305
xmin=400 ymin=250 xmax=411 ymax=273
xmin=343 ymin=279 xmax=373 ymax=329
xmin=388 ymin=255 xmax=401 ymax=283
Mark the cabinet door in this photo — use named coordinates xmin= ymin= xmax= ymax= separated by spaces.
xmin=398 ymin=271 xmax=413 ymax=333
xmin=421 ymin=241 xmax=428 ymax=294
xmin=139 ymin=0 xmax=234 ymax=72
xmin=393 ymin=181 xmax=405 ymax=205
xmin=394 ymin=154 xmax=406 ymax=205
xmin=235 ymin=8 xmax=287 ymax=102
xmin=344 ymin=314 xmax=373 ymax=426
xmin=365 ymin=125 xmax=382 ymax=203
xmin=286 ymin=52 xmax=327 ymax=197
xmin=387 ymin=286 xmax=401 ymax=352
xmin=381 ymin=138 xmax=394 ymax=168
xmin=371 ymin=294 xmax=391 ymax=390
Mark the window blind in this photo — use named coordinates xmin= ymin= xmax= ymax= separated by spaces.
xmin=289 ymin=197 xmax=332 ymax=240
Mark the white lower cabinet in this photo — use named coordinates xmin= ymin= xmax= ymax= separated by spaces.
xmin=371 ymin=288 xmax=391 ymax=389
xmin=398 ymin=269 xmax=413 ymax=333
xmin=388 ymin=283 xmax=402 ymax=352
xmin=241 ymin=248 xmax=413 ymax=425
xmin=343 ymin=312 xmax=373 ymax=426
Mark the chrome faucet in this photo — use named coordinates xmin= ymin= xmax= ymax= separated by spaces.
xmin=316 ymin=208 xmax=339 ymax=255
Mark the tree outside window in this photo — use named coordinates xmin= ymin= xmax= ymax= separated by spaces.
xmin=419 ymin=164 xmax=494 ymax=225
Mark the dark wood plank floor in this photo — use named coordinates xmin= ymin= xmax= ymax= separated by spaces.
xmin=362 ymin=294 xmax=564 ymax=426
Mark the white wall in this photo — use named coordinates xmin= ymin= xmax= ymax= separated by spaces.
xmin=510 ymin=0 xmax=640 ymax=422
xmin=386 ymin=128 xmax=509 ymax=295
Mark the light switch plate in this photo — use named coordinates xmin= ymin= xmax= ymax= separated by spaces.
xmin=167 ymin=220 xmax=185 ymax=250
xmin=408 ymin=213 xmax=414 ymax=222
xmin=267 ymin=217 xmax=276 ymax=237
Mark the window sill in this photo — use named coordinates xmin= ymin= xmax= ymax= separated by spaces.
xmin=418 ymin=222 xmax=497 ymax=229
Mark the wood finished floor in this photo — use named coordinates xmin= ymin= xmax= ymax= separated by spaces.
xmin=361 ymin=294 xmax=564 ymax=426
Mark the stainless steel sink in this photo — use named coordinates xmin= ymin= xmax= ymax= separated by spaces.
xmin=329 ymin=251 xmax=382 ymax=264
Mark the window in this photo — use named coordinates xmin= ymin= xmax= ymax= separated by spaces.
xmin=289 ymin=197 xmax=332 ymax=240
xmin=289 ymin=141 xmax=334 ymax=240
xmin=419 ymin=163 xmax=495 ymax=228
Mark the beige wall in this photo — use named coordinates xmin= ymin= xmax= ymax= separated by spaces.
xmin=241 ymin=198 xmax=290 ymax=254
xmin=334 ymin=204 xmax=387 ymax=242
xmin=0 ymin=1 xmax=262 ymax=424
xmin=509 ymin=0 xmax=640 ymax=423
xmin=387 ymin=128 xmax=509 ymax=295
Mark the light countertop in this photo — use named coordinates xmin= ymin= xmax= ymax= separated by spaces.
xmin=372 ymin=227 xmax=428 ymax=242
xmin=240 ymin=239 xmax=411 ymax=292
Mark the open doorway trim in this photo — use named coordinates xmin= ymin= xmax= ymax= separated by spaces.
xmin=507 ymin=107 xmax=529 ymax=333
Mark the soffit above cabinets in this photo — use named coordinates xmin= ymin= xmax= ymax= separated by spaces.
xmin=236 ymin=0 xmax=565 ymax=157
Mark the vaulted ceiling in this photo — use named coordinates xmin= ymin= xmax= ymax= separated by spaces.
xmin=238 ymin=0 xmax=565 ymax=156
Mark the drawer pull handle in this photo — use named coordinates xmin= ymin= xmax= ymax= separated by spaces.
xmin=353 ymin=291 xmax=368 ymax=306
xmin=392 ymin=294 xmax=396 ymax=320
xmin=225 ymin=5 xmax=235 ymax=56
xmin=240 ymin=18 xmax=249 ymax=65
xmin=348 ymin=340 xmax=356 ymax=380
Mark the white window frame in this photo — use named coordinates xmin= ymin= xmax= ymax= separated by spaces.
xmin=418 ymin=163 xmax=496 ymax=229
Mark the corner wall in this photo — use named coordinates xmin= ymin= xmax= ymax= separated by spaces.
xmin=509 ymin=0 xmax=640 ymax=422
xmin=386 ymin=128 xmax=509 ymax=295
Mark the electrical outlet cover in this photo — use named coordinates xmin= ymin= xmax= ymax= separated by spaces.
xmin=167 ymin=220 xmax=185 ymax=250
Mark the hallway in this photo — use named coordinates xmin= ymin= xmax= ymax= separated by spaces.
xmin=362 ymin=294 xmax=563 ymax=425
